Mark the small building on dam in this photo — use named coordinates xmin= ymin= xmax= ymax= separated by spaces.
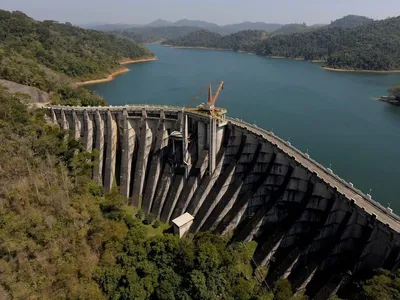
xmin=47 ymin=100 xmax=400 ymax=299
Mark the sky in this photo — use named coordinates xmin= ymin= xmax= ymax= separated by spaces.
xmin=2 ymin=0 xmax=400 ymax=25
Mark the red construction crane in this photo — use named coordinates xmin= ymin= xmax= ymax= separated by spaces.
xmin=206 ymin=81 xmax=224 ymax=110
xmin=185 ymin=81 xmax=227 ymax=120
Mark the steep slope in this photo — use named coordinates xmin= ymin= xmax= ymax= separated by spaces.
xmin=328 ymin=14 xmax=374 ymax=28
xmin=0 ymin=9 xmax=154 ymax=105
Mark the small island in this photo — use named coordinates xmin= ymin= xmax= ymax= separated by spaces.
xmin=379 ymin=84 xmax=400 ymax=105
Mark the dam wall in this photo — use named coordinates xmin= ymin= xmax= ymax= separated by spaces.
xmin=47 ymin=105 xmax=400 ymax=299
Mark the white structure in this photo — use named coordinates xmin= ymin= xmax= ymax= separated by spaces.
xmin=172 ymin=213 xmax=194 ymax=238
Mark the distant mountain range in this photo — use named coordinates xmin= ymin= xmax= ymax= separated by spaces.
xmin=80 ymin=15 xmax=377 ymax=44
xmin=80 ymin=18 xmax=285 ymax=34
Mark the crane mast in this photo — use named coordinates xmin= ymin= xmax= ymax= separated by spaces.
xmin=205 ymin=81 xmax=224 ymax=111
xmin=184 ymin=81 xmax=227 ymax=121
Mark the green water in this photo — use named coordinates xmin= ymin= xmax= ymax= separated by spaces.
xmin=87 ymin=44 xmax=400 ymax=212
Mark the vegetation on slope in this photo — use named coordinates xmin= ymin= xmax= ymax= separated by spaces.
xmin=389 ymin=84 xmax=400 ymax=100
xmin=270 ymin=23 xmax=312 ymax=36
xmin=256 ymin=16 xmax=400 ymax=70
xmin=0 ymin=87 xmax=277 ymax=299
xmin=162 ymin=29 xmax=267 ymax=52
xmin=0 ymin=9 xmax=154 ymax=105
xmin=328 ymin=15 xmax=374 ymax=29
xmin=112 ymin=26 xmax=202 ymax=43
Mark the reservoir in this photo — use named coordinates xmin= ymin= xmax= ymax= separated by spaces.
xmin=87 ymin=44 xmax=400 ymax=212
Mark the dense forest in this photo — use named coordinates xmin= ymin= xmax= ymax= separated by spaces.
xmin=328 ymin=15 xmax=374 ymax=28
xmin=164 ymin=16 xmax=400 ymax=71
xmin=163 ymin=30 xmax=268 ymax=52
xmin=257 ymin=16 xmax=400 ymax=70
xmin=0 ymin=10 xmax=153 ymax=106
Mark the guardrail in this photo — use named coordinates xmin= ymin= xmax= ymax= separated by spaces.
xmin=48 ymin=104 xmax=184 ymax=111
xmin=227 ymin=117 xmax=400 ymax=223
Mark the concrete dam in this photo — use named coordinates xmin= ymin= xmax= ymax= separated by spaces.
xmin=47 ymin=104 xmax=400 ymax=299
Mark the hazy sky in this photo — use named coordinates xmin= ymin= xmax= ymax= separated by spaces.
xmin=2 ymin=0 xmax=400 ymax=25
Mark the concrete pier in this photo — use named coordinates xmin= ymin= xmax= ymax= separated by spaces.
xmin=131 ymin=111 xmax=152 ymax=207
xmin=120 ymin=112 xmax=136 ymax=198
xmin=104 ymin=111 xmax=117 ymax=192
xmin=83 ymin=110 xmax=93 ymax=152
xmin=93 ymin=110 xmax=104 ymax=185
xmin=47 ymin=104 xmax=400 ymax=299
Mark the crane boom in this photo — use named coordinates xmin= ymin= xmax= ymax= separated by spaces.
xmin=188 ymin=85 xmax=209 ymax=108
xmin=210 ymin=81 xmax=224 ymax=106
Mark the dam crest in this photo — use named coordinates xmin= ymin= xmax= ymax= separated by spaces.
xmin=47 ymin=104 xmax=400 ymax=299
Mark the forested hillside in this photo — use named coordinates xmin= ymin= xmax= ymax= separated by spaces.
xmin=111 ymin=26 xmax=201 ymax=43
xmin=256 ymin=16 xmax=400 ymax=70
xmin=0 ymin=10 xmax=153 ymax=105
xmin=165 ymin=16 xmax=400 ymax=71
xmin=270 ymin=23 xmax=311 ymax=36
xmin=163 ymin=29 xmax=268 ymax=52
xmin=328 ymin=15 xmax=374 ymax=28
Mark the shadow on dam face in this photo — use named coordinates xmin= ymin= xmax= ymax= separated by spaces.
xmin=47 ymin=105 xmax=400 ymax=299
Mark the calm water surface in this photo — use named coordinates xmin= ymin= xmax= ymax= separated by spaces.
xmin=88 ymin=45 xmax=400 ymax=211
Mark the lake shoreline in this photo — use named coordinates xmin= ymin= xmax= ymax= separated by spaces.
xmin=76 ymin=57 xmax=157 ymax=86
xmin=322 ymin=66 xmax=400 ymax=74
xmin=120 ymin=57 xmax=157 ymax=65
xmin=162 ymin=45 xmax=400 ymax=71
xmin=162 ymin=44 xmax=232 ymax=51
xmin=162 ymin=45 xmax=326 ymax=63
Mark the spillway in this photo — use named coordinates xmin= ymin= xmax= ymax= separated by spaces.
xmin=47 ymin=104 xmax=400 ymax=299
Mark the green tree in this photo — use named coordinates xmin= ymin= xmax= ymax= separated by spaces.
xmin=388 ymin=84 xmax=400 ymax=100
xmin=274 ymin=278 xmax=294 ymax=300
xmin=359 ymin=269 xmax=400 ymax=300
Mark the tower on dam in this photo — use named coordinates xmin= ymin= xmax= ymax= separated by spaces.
xmin=180 ymin=81 xmax=227 ymax=176
xmin=47 ymin=83 xmax=400 ymax=299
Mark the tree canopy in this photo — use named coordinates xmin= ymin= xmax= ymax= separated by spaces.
xmin=388 ymin=84 xmax=400 ymax=100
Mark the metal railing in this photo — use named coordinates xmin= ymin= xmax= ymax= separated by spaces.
xmin=48 ymin=104 xmax=184 ymax=111
xmin=227 ymin=116 xmax=400 ymax=223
